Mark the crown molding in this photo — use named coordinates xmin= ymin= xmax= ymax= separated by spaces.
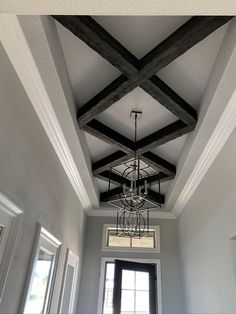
xmin=1 ymin=0 xmax=236 ymax=15
xmin=0 ymin=15 xmax=98 ymax=211
xmin=172 ymin=91 xmax=236 ymax=217
xmin=166 ymin=18 xmax=236 ymax=217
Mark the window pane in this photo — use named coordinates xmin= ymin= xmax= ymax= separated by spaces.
xmin=122 ymin=270 xmax=135 ymax=290
xmin=132 ymin=232 xmax=155 ymax=248
xmin=135 ymin=291 xmax=149 ymax=313
xmin=24 ymin=248 xmax=54 ymax=314
xmin=121 ymin=290 xmax=135 ymax=312
xmin=61 ymin=265 xmax=74 ymax=313
xmin=135 ymin=272 xmax=149 ymax=291
xmin=108 ymin=230 xmax=130 ymax=247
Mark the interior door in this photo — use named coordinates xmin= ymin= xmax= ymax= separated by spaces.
xmin=113 ymin=260 xmax=157 ymax=314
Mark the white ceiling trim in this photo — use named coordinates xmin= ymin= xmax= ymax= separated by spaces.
xmin=0 ymin=0 xmax=236 ymax=15
xmin=88 ymin=208 xmax=176 ymax=219
xmin=0 ymin=15 xmax=98 ymax=212
xmin=166 ymin=18 xmax=236 ymax=217
xmin=172 ymin=91 xmax=236 ymax=217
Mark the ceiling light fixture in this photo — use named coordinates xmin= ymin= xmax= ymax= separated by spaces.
xmin=107 ymin=110 xmax=162 ymax=238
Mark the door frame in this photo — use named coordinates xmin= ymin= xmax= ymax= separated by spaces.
xmin=97 ymin=257 xmax=162 ymax=314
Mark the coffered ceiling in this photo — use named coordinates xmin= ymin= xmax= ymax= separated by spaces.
xmin=54 ymin=16 xmax=230 ymax=209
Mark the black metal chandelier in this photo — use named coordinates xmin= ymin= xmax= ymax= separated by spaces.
xmin=107 ymin=111 xmax=162 ymax=238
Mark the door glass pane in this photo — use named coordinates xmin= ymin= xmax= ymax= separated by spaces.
xmin=135 ymin=291 xmax=149 ymax=313
xmin=24 ymin=248 xmax=54 ymax=314
xmin=122 ymin=270 xmax=135 ymax=289
xmin=61 ymin=265 xmax=74 ymax=313
xmin=135 ymin=272 xmax=149 ymax=290
xmin=103 ymin=263 xmax=115 ymax=314
xmin=121 ymin=290 xmax=135 ymax=312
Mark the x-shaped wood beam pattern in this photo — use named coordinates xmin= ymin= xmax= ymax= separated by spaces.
xmin=53 ymin=15 xmax=232 ymax=205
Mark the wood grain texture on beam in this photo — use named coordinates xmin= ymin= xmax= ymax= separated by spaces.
xmin=53 ymin=15 xmax=139 ymax=76
xmin=53 ymin=16 xmax=207 ymax=126
xmin=141 ymin=151 xmax=176 ymax=176
xmin=140 ymin=76 xmax=197 ymax=125
xmin=92 ymin=151 xmax=132 ymax=175
xmin=93 ymin=150 xmax=176 ymax=177
xmin=56 ymin=16 xmax=232 ymax=126
xmin=136 ymin=120 xmax=196 ymax=154
xmin=82 ymin=119 xmax=135 ymax=153
xmin=96 ymin=170 xmax=130 ymax=186
xmin=140 ymin=16 xmax=232 ymax=75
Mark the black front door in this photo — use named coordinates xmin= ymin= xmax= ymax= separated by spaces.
xmin=113 ymin=260 xmax=157 ymax=314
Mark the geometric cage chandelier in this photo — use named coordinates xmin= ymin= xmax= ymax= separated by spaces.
xmin=107 ymin=111 xmax=162 ymax=238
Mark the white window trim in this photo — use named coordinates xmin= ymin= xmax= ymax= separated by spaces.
xmin=20 ymin=224 xmax=61 ymax=314
xmin=102 ymin=224 xmax=160 ymax=253
xmin=0 ymin=192 xmax=23 ymax=303
xmin=58 ymin=249 xmax=79 ymax=314
xmin=97 ymin=257 xmax=162 ymax=314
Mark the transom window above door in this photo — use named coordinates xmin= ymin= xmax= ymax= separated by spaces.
xmin=102 ymin=225 xmax=160 ymax=253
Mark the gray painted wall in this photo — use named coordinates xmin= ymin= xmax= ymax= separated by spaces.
xmin=178 ymin=129 xmax=236 ymax=313
xmin=78 ymin=216 xmax=185 ymax=314
xmin=0 ymin=42 xmax=86 ymax=313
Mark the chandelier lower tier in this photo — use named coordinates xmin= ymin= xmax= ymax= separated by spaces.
xmin=108 ymin=157 xmax=161 ymax=212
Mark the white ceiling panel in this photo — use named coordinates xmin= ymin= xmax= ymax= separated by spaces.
xmin=96 ymin=178 xmax=117 ymax=193
xmin=158 ymin=24 xmax=228 ymax=109
xmin=84 ymin=132 xmax=117 ymax=162
xmin=93 ymin=16 xmax=190 ymax=59
xmin=152 ymin=134 xmax=188 ymax=165
xmin=56 ymin=20 xmax=120 ymax=107
xmin=97 ymin=87 xmax=178 ymax=140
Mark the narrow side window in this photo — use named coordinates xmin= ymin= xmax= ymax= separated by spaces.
xmin=22 ymin=225 xmax=61 ymax=314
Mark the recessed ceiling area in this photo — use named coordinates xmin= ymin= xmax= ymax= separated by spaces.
xmin=96 ymin=87 xmax=178 ymax=140
xmin=55 ymin=16 xmax=230 ymax=210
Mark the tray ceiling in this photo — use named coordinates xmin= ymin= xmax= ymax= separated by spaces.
xmin=55 ymin=16 xmax=229 ymax=209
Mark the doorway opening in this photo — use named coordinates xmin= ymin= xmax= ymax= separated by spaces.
xmin=98 ymin=258 xmax=162 ymax=314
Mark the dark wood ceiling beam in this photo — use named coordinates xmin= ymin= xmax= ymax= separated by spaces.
xmin=77 ymin=75 xmax=138 ymax=127
xmin=53 ymin=15 xmax=139 ymax=76
xmin=136 ymin=120 xmax=196 ymax=154
xmin=146 ymin=189 xmax=165 ymax=205
xmin=141 ymin=151 xmax=176 ymax=176
xmin=140 ymin=76 xmax=197 ymax=125
xmin=54 ymin=16 xmax=215 ymax=126
xmin=54 ymin=16 xmax=232 ymax=127
xmin=82 ymin=119 xmax=135 ymax=153
xmin=97 ymin=170 xmax=173 ymax=187
xmin=92 ymin=150 xmax=132 ymax=175
xmin=100 ymin=187 xmax=165 ymax=204
xmin=92 ymin=149 xmax=176 ymax=177
xmin=96 ymin=170 xmax=130 ymax=186
xmin=137 ymin=172 xmax=171 ymax=186
xmin=139 ymin=16 xmax=232 ymax=76
xmin=100 ymin=187 xmax=123 ymax=202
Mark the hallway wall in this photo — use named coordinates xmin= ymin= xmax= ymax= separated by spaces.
xmin=78 ymin=216 xmax=185 ymax=314
xmin=0 ymin=42 xmax=86 ymax=313
xmin=178 ymin=129 xmax=236 ymax=313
